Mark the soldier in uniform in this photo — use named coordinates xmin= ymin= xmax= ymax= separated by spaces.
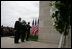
xmin=26 ymin=22 xmax=31 ymax=41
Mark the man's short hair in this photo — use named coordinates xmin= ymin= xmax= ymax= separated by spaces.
xmin=28 ymin=22 xmax=30 ymax=24
xmin=19 ymin=17 xmax=21 ymax=19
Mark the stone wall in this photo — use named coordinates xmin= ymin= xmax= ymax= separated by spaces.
xmin=38 ymin=1 xmax=61 ymax=45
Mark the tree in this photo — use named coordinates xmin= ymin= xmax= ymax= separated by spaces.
xmin=52 ymin=1 xmax=71 ymax=47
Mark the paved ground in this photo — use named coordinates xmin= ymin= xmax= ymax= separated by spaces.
xmin=1 ymin=36 xmax=58 ymax=48
xmin=64 ymin=27 xmax=71 ymax=48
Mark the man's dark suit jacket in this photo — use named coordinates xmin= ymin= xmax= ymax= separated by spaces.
xmin=14 ymin=21 xmax=22 ymax=31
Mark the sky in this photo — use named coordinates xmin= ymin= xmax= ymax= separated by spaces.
xmin=1 ymin=1 xmax=39 ymax=28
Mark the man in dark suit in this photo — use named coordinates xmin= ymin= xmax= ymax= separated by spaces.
xmin=26 ymin=22 xmax=31 ymax=41
xmin=14 ymin=18 xmax=22 ymax=43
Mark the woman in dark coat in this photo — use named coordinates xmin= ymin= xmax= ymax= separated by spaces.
xmin=20 ymin=20 xmax=27 ymax=42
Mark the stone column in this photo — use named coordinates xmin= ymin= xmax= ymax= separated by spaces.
xmin=38 ymin=1 xmax=61 ymax=45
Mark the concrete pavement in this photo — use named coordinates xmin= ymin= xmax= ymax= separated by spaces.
xmin=1 ymin=37 xmax=58 ymax=48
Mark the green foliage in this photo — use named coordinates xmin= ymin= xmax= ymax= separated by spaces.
xmin=52 ymin=1 xmax=71 ymax=35
xmin=28 ymin=35 xmax=38 ymax=41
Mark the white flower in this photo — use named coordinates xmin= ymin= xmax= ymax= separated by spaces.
xmin=53 ymin=22 xmax=55 ymax=25
xmin=52 ymin=18 xmax=54 ymax=21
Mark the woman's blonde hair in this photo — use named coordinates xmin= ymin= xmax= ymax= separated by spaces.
xmin=22 ymin=20 xmax=26 ymax=24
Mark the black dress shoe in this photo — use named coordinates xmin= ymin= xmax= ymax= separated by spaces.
xmin=21 ymin=41 xmax=25 ymax=42
xmin=14 ymin=42 xmax=19 ymax=44
xmin=26 ymin=39 xmax=29 ymax=41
